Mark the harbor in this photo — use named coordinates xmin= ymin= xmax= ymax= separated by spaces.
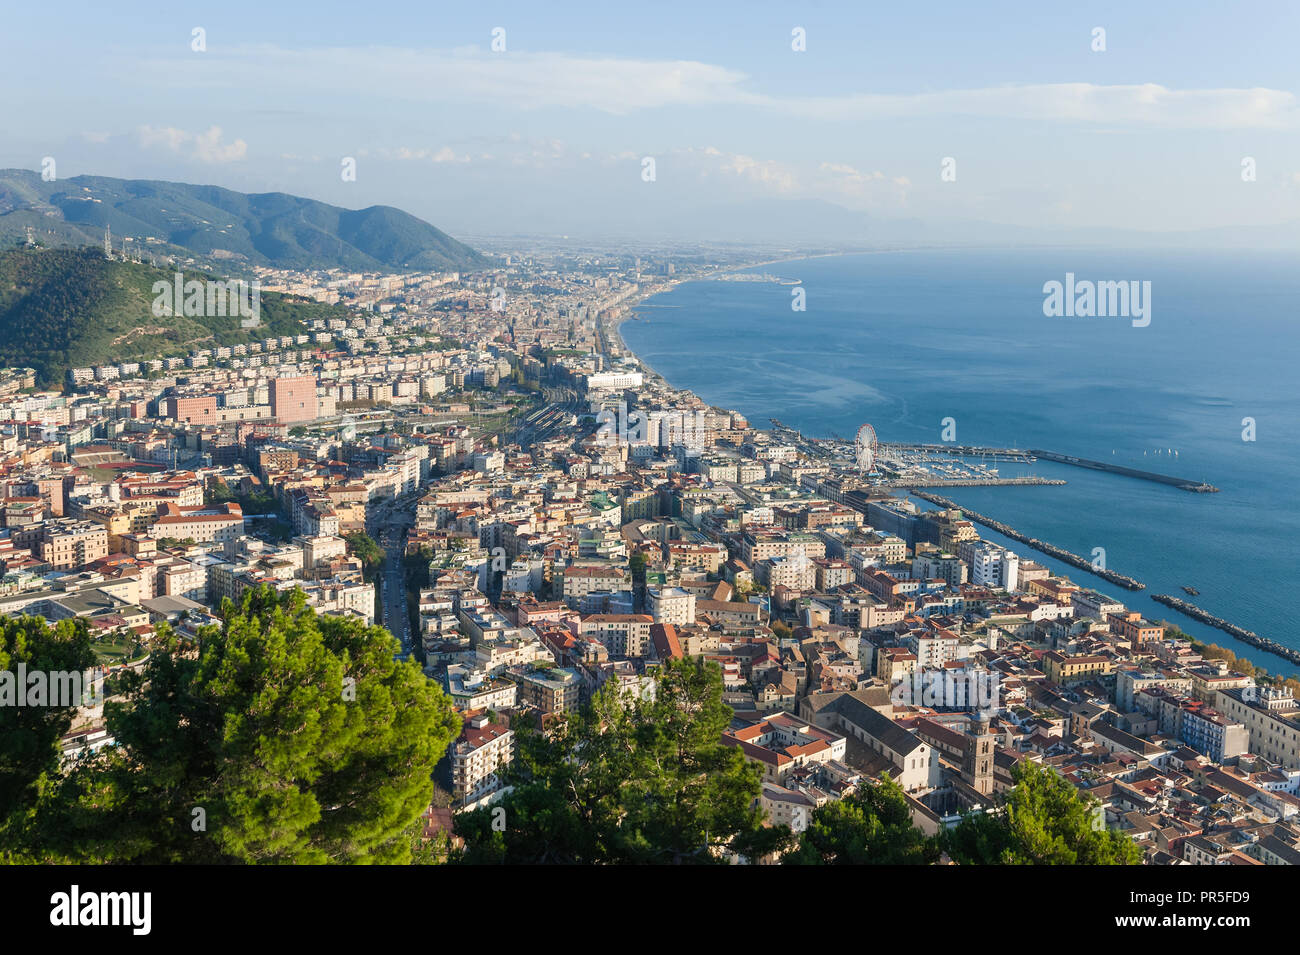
xmin=766 ymin=420 xmax=1221 ymax=495
xmin=767 ymin=422 xmax=1062 ymax=488
xmin=873 ymin=444 xmax=1056 ymax=488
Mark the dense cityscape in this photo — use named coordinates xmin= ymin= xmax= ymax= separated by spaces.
xmin=1 ymin=238 xmax=1296 ymax=874
xmin=3 ymin=5 xmax=1296 ymax=938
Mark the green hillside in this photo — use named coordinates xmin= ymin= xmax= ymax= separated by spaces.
xmin=0 ymin=247 xmax=351 ymax=385
xmin=0 ymin=169 xmax=489 ymax=273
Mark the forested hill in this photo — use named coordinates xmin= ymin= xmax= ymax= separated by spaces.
xmin=0 ymin=247 xmax=349 ymax=385
xmin=0 ymin=169 xmax=489 ymax=273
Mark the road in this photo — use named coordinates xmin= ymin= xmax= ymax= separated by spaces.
xmin=369 ymin=491 xmax=421 ymax=661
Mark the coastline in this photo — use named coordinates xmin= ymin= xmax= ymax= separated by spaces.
xmin=611 ymin=252 xmax=830 ymax=396
xmin=607 ymin=252 xmax=1297 ymax=680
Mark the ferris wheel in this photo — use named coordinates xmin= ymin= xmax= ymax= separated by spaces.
xmin=855 ymin=423 xmax=878 ymax=475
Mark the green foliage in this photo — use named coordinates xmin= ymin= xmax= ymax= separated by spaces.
xmin=1181 ymin=634 xmax=1295 ymax=692
xmin=0 ymin=616 xmax=96 ymax=855
xmin=402 ymin=548 xmax=433 ymax=662
xmin=88 ymin=627 xmax=146 ymax=666
xmin=254 ymin=519 xmax=294 ymax=544
xmin=942 ymin=760 xmax=1142 ymax=865
xmin=456 ymin=657 xmax=767 ymax=864
xmin=784 ymin=775 xmax=939 ymax=865
xmin=0 ymin=247 xmax=345 ymax=385
xmin=346 ymin=531 xmax=386 ymax=582
xmin=206 ymin=479 xmax=277 ymax=514
xmin=20 ymin=587 xmax=460 ymax=864
xmin=628 ymin=550 xmax=648 ymax=585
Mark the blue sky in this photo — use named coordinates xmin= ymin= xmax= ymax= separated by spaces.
xmin=3 ymin=0 xmax=1298 ymax=240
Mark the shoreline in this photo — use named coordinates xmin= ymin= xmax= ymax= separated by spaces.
xmin=611 ymin=252 xmax=834 ymax=391
xmin=606 ymin=252 xmax=1295 ymax=678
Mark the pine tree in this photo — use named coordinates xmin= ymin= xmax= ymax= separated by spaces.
xmin=456 ymin=657 xmax=767 ymax=864
xmin=0 ymin=616 xmax=97 ymax=858
xmin=34 ymin=586 xmax=460 ymax=863
xmin=943 ymin=759 xmax=1142 ymax=865
xmin=784 ymin=775 xmax=939 ymax=865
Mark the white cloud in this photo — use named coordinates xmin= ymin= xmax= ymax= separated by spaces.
xmin=814 ymin=162 xmax=910 ymax=206
xmin=819 ymin=162 xmax=885 ymax=184
xmin=130 ymin=45 xmax=1300 ymax=129
xmin=192 ymin=127 xmax=248 ymax=162
xmin=390 ymin=146 xmax=471 ymax=163
xmin=137 ymin=125 xmax=247 ymax=162
xmin=694 ymin=146 xmax=797 ymax=191
xmin=784 ymin=83 xmax=1298 ymax=129
xmin=137 ymin=126 xmax=189 ymax=152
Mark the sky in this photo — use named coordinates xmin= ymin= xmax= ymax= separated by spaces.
xmin=3 ymin=0 xmax=1299 ymax=242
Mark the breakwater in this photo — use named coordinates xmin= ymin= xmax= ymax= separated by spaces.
xmin=1151 ymin=594 xmax=1300 ymax=666
xmin=882 ymin=443 xmax=1037 ymax=465
xmin=910 ymin=490 xmax=1146 ymax=591
xmin=886 ymin=477 xmax=1066 ymax=488
xmin=1030 ymin=450 xmax=1219 ymax=493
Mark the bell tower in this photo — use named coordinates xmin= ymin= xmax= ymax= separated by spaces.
xmin=962 ymin=713 xmax=995 ymax=796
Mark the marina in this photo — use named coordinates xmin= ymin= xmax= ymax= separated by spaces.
xmin=768 ymin=421 xmax=1060 ymax=488
xmin=766 ymin=419 xmax=1220 ymax=495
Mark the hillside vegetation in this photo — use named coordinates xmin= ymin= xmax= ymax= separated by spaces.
xmin=0 ymin=169 xmax=489 ymax=273
xmin=0 ymin=247 xmax=349 ymax=384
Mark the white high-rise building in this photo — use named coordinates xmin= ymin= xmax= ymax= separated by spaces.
xmin=969 ymin=542 xmax=1019 ymax=593
xmin=646 ymin=586 xmax=696 ymax=626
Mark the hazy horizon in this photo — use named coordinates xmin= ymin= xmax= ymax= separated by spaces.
xmin=4 ymin=1 xmax=1300 ymax=246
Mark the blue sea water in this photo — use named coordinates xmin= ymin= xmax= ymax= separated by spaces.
xmin=620 ymin=249 xmax=1300 ymax=673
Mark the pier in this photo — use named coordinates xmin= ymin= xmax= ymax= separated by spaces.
xmin=1030 ymin=449 xmax=1219 ymax=493
xmin=881 ymin=442 xmax=1037 ymax=465
xmin=1151 ymin=595 xmax=1300 ymax=666
xmin=883 ymin=477 xmax=1065 ymax=489
xmin=910 ymin=490 xmax=1146 ymax=591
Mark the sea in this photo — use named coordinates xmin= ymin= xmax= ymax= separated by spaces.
xmin=620 ymin=249 xmax=1300 ymax=674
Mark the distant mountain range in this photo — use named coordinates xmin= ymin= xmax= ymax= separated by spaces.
xmin=0 ymin=170 xmax=490 ymax=273
xmin=0 ymin=247 xmax=354 ymax=385
xmin=481 ymin=194 xmax=1300 ymax=251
